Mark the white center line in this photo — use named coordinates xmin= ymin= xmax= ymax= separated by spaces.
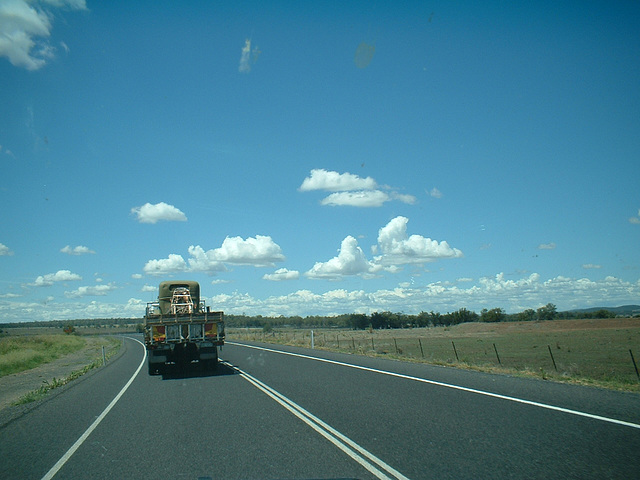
xmin=222 ymin=360 xmax=410 ymax=480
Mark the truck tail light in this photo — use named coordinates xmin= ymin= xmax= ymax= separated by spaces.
xmin=204 ymin=323 xmax=217 ymax=338
xmin=152 ymin=325 xmax=166 ymax=342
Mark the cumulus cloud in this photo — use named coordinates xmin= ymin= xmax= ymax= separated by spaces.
xmin=300 ymin=169 xmax=417 ymax=208
xmin=0 ymin=243 xmax=14 ymax=256
xmin=630 ymin=209 xmax=640 ymax=225
xmin=582 ymin=264 xmax=601 ymax=269
xmin=305 ymin=236 xmax=382 ymax=280
xmin=538 ymin=242 xmax=556 ymax=250
xmin=299 ymin=169 xmax=377 ymax=192
xmin=321 ymin=190 xmax=390 ymax=208
xmin=186 ymin=245 xmax=227 ymax=273
xmin=144 ymin=236 xmax=285 ymax=276
xmin=207 ymin=235 xmax=285 ymax=266
xmin=65 ymin=283 xmax=116 ymax=298
xmin=4 ymin=273 xmax=640 ymax=322
xmin=143 ymin=254 xmax=187 ymax=276
xmin=131 ymin=202 xmax=187 ymax=224
xmin=30 ymin=269 xmax=81 ymax=286
xmin=0 ymin=0 xmax=86 ymax=71
xmin=60 ymin=245 xmax=95 ymax=255
xmin=202 ymin=273 xmax=640 ymax=318
xmin=263 ymin=268 xmax=300 ymax=281
xmin=374 ymin=216 xmax=463 ymax=265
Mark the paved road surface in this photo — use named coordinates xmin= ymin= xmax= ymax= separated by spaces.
xmin=1 ymin=336 xmax=639 ymax=479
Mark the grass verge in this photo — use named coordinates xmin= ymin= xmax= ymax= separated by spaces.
xmin=0 ymin=334 xmax=86 ymax=377
xmin=12 ymin=336 xmax=122 ymax=405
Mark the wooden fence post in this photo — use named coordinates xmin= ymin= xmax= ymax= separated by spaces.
xmin=493 ymin=343 xmax=501 ymax=365
xmin=548 ymin=345 xmax=558 ymax=371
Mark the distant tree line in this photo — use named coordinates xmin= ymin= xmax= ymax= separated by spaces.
xmin=0 ymin=304 xmax=622 ymax=331
xmin=0 ymin=317 xmax=140 ymax=330
xmin=225 ymin=303 xmax=621 ymax=331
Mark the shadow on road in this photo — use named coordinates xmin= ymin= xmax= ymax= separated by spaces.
xmin=160 ymin=362 xmax=237 ymax=380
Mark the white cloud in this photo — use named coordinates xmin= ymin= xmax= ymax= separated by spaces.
xmin=320 ymin=190 xmax=417 ymax=207
xmin=239 ymin=38 xmax=251 ymax=73
xmin=0 ymin=243 xmax=14 ymax=256
xmin=305 ymin=236 xmax=382 ymax=280
xmin=582 ymin=264 xmax=602 ymax=269
xmin=31 ymin=269 xmax=82 ymax=287
xmin=131 ymin=273 xmax=143 ymax=279
xmin=538 ymin=242 xmax=556 ymax=250
xmin=300 ymin=169 xmax=416 ymax=208
xmin=428 ymin=187 xmax=443 ymax=198
xmin=392 ymin=192 xmax=417 ymax=205
xmin=321 ymin=190 xmax=390 ymax=207
xmin=131 ymin=202 xmax=187 ymax=224
xmin=65 ymin=284 xmax=116 ymax=298
xmin=209 ymin=236 xmax=284 ymax=266
xmin=299 ymin=169 xmax=377 ymax=192
xmin=60 ymin=245 xmax=95 ymax=255
xmin=0 ymin=0 xmax=86 ymax=71
xmin=186 ymin=245 xmax=227 ymax=273
xmin=203 ymin=274 xmax=640 ymax=318
xmin=141 ymin=284 xmax=156 ymax=292
xmin=630 ymin=209 xmax=640 ymax=224
xmin=375 ymin=216 xmax=463 ymax=265
xmin=263 ymin=268 xmax=300 ymax=281
xmin=143 ymin=254 xmax=187 ymax=276
xmin=0 ymin=293 xmax=22 ymax=298
xmin=3 ymin=273 xmax=640 ymax=323
xmin=144 ymin=236 xmax=285 ymax=276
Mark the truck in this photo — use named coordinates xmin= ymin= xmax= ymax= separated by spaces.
xmin=143 ymin=280 xmax=225 ymax=375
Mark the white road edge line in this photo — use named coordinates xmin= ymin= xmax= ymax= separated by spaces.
xmin=228 ymin=341 xmax=640 ymax=430
xmin=222 ymin=360 xmax=409 ymax=480
xmin=41 ymin=337 xmax=147 ymax=480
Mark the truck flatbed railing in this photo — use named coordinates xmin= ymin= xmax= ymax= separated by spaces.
xmin=145 ymin=301 xmax=223 ymax=324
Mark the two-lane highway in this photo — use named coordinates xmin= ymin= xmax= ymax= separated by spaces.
xmin=1 ymin=337 xmax=639 ymax=479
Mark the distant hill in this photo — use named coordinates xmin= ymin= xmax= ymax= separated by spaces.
xmin=567 ymin=305 xmax=640 ymax=316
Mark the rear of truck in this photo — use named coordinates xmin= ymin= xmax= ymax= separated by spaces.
xmin=144 ymin=281 xmax=225 ymax=375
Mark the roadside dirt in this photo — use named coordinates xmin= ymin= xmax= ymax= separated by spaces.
xmin=0 ymin=337 xmax=118 ymax=411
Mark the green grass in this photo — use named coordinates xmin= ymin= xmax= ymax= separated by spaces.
xmin=229 ymin=319 xmax=640 ymax=392
xmin=0 ymin=334 xmax=86 ymax=377
xmin=12 ymin=336 xmax=122 ymax=405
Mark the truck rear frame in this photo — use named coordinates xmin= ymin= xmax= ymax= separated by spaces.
xmin=143 ymin=281 xmax=225 ymax=375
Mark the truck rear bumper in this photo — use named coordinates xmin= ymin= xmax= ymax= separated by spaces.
xmin=149 ymin=351 xmax=169 ymax=364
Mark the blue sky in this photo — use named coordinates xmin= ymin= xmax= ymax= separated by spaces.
xmin=1 ymin=0 xmax=639 ymax=322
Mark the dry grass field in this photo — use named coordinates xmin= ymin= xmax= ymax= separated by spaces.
xmin=230 ymin=318 xmax=640 ymax=392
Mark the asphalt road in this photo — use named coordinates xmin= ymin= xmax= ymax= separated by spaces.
xmin=1 ymin=336 xmax=639 ymax=479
